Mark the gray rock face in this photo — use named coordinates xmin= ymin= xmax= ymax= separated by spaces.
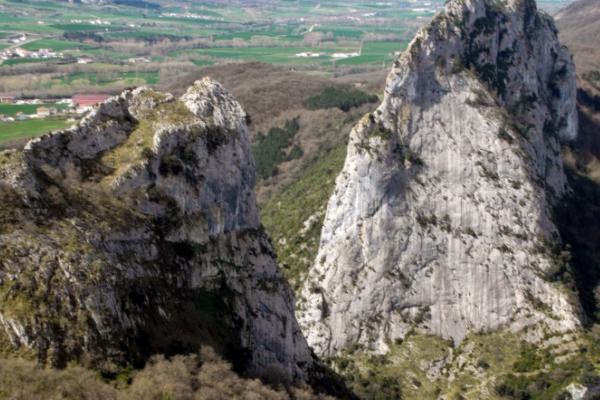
xmin=0 ymin=78 xmax=312 ymax=383
xmin=298 ymin=0 xmax=582 ymax=357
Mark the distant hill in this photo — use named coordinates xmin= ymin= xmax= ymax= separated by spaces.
xmin=556 ymin=0 xmax=600 ymax=46
xmin=63 ymin=0 xmax=160 ymax=8
xmin=556 ymin=0 xmax=600 ymax=77
xmin=556 ymin=0 xmax=600 ymax=164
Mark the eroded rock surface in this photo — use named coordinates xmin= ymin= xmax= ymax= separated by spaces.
xmin=0 ymin=78 xmax=312 ymax=383
xmin=299 ymin=0 xmax=582 ymax=356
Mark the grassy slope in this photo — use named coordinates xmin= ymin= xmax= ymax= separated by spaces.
xmin=326 ymin=328 xmax=600 ymax=400
xmin=261 ymin=142 xmax=347 ymax=290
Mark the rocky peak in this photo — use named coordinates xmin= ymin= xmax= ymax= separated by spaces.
xmin=389 ymin=0 xmax=577 ymax=191
xmin=0 ymin=79 xmax=312 ymax=383
xmin=298 ymin=0 xmax=581 ymax=357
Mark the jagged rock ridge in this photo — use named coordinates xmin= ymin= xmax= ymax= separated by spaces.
xmin=299 ymin=0 xmax=582 ymax=356
xmin=0 ymin=78 xmax=312 ymax=382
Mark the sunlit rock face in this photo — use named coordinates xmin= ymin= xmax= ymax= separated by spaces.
xmin=298 ymin=0 xmax=581 ymax=357
xmin=0 ymin=78 xmax=312 ymax=383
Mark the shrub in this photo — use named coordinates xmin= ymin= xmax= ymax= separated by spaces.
xmin=583 ymin=70 xmax=600 ymax=83
xmin=141 ymin=147 xmax=155 ymax=159
xmin=416 ymin=213 xmax=437 ymax=228
xmin=253 ymin=118 xmax=302 ymax=180
xmin=464 ymin=227 xmax=478 ymax=238
xmin=498 ymin=128 xmax=514 ymax=144
xmin=0 ymin=348 xmax=334 ymax=400
xmin=159 ymin=153 xmax=184 ymax=175
xmin=578 ymin=88 xmax=600 ymax=112
xmin=512 ymin=346 xmax=543 ymax=373
xmin=304 ymin=87 xmax=378 ymax=112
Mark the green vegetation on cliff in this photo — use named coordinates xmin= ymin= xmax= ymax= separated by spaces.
xmin=253 ymin=118 xmax=303 ymax=180
xmin=323 ymin=329 xmax=600 ymax=400
xmin=261 ymin=141 xmax=348 ymax=290
xmin=305 ymin=87 xmax=379 ymax=112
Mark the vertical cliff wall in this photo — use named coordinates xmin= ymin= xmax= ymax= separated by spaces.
xmin=299 ymin=0 xmax=581 ymax=356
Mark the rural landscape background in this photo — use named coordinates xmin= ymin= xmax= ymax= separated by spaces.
xmin=0 ymin=0 xmax=571 ymax=148
xmin=2 ymin=0 xmax=600 ymax=399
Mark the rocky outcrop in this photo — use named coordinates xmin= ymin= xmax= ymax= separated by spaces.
xmin=0 ymin=78 xmax=312 ymax=383
xmin=298 ymin=0 xmax=582 ymax=357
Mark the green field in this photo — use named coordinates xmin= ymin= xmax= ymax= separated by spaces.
xmin=0 ymin=119 xmax=72 ymax=143
xmin=183 ymin=43 xmax=406 ymax=65
xmin=54 ymin=71 xmax=159 ymax=87
xmin=22 ymin=38 xmax=95 ymax=51
xmin=336 ymin=41 xmax=407 ymax=65
xmin=314 ymin=26 xmax=366 ymax=38
xmin=0 ymin=57 xmax=55 ymax=66
xmin=50 ymin=23 xmax=124 ymax=32
xmin=0 ymin=0 xmax=442 ymax=96
xmin=104 ymin=30 xmax=192 ymax=41
xmin=213 ymin=25 xmax=302 ymax=41
xmin=0 ymin=103 xmax=68 ymax=116
xmin=0 ymin=0 xmax=434 ymax=75
xmin=183 ymin=46 xmax=327 ymax=64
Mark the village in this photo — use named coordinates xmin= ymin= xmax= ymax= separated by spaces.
xmin=0 ymin=46 xmax=63 ymax=63
xmin=0 ymin=34 xmax=99 ymax=65
xmin=0 ymin=94 xmax=110 ymax=122
xmin=0 ymin=32 xmax=64 ymax=63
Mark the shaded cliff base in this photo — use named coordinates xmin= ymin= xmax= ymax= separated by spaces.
xmin=558 ymin=95 xmax=600 ymax=322
xmin=0 ymin=346 xmax=335 ymax=400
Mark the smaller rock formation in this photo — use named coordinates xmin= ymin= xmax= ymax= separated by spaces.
xmin=0 ymin=79 xmax=312 ymax=383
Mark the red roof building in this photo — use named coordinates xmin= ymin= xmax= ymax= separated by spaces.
xmin=72 ymin=94 xmax=110 ymax=108
xmin=0 ymin=95 xmax=15 ymax=104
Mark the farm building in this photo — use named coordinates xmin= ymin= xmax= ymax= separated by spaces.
xmin=14 ymin=48 xmax=32 ymax=58
xmin=0 ymin=96 xmax=15 ymax=104
xmin=36 ymin=107 xmax=50 ymax=117
xmin=77 ymin=57 xmax=94 ymax=64
xmin=36 ymin=107 xmax=57 ymax=117
xmin=72 ymin=94 xmax=110 ymax=112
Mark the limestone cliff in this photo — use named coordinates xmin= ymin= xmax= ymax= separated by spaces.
xmin=0 ymin=79 xmax=312 ymax=383
xmin=299 ymin=0 xmax=582 ymax=357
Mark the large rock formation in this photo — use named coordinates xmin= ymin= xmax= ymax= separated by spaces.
xmin=0 ymin=78 xmax=312 ymax=383
xmin=298 ymin=0 xmax=582 ymax=356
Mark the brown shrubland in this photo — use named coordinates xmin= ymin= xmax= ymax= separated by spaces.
xmin=0 ymin=347 xmax=332 ymax=400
